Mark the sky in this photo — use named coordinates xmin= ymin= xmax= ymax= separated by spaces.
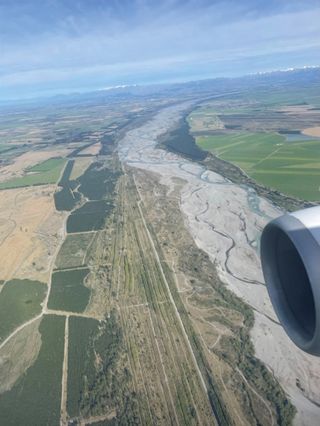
xmin=0 ymin=0 xmax=319 ymax=100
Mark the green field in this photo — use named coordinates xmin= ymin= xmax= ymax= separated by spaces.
xmin=0 ymin=279 xmax=46 ymax=342
xmin=77 ymin=163 xmax=120 ymax=201
xmin=67 ymin=317 xmax=100 ymax=418
xmin=197 ymin=132 xmax=320 ymax=201
xmin=54 ymin=159 xmax=82 ymax=211
xmin=0 ymin=157 xmax=66 ymax=190
xmin=67 ymin=313 xmax=131 ymax=420
xmin=28 ymin=158 xmax=65 ymax=173
xmin=64 ymin=163 xmax=119 ymax=233
xmin=47 ymin=268 xmax=90 ymax=312
xmin=0 ymin=315 xmax=65 ymax=426
xmin=67 ymin=209 xmax=110 ymax=233
xmin=55 ymin=233 xmax=96 ymax=270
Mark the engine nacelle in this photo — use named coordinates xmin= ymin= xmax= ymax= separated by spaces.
xmin=261 ymin=206 xmax=320 ymax=356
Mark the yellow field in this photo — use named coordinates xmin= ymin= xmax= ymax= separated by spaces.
xmin=0 ymin=185 xmax=65 ymax=282
xmin=303 ymin=126 xmax=320 ymax=137
xmin=69 ymin=157 xmax=93 ymax=180
xmin=0 ymin=149 xmax=71 ymax=183
xmin=80 ymin=142 xmax=101 ymax=155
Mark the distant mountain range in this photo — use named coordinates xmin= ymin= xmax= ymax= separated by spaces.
xmin=1 ymin=66 xmax=319 ymax=108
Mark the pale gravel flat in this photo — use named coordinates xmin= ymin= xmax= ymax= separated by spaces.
xmin=118 ymin=103 xmax=320 ymax=426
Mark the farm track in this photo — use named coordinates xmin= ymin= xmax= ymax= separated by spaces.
xmin=235 ymin=367 xmax=275 ymax=426
xmin=0 ymin=313 xmax=42 ymax=350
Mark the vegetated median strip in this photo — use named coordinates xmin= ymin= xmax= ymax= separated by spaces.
xmin=44 ymin=309 xmax=100 ymax=320
xmin=66 ymin=229 xmax=99 ymax=235
xmin=146 ymin=306 xmax=180 ymax=424
xmin=53 ymin=265 xmax=90 ymax=273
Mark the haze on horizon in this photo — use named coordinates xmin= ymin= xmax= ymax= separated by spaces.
xmin=0 ymin=0 xmax=319 ymax=100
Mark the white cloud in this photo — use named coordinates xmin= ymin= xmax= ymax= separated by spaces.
xmin=0 ymin=0 xmax=320 ymax=98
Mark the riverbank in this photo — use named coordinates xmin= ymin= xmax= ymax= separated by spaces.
xmin=118 ymin=102 xmax=320 ymax=426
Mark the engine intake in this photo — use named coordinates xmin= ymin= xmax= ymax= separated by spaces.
xmin=261 ymin=206 xmax=320 ymax=355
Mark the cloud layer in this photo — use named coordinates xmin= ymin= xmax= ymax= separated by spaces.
xmin=1 ymin=0 xmax=319 ymax=99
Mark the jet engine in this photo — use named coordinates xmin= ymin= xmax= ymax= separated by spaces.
xmin=261 ymin=206 xmax=320 ymax=356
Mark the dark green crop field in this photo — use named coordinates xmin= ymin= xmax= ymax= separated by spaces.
xmin=67 ymin=312 xmax=126 ymax=419
xmin=47 ymin=268 xmax=90 ymax=312
xmin=54 ymin=183 xmax=81 ymax=211
xmin=67 ymin=211 xmax=107 ymax=233
xmin=67 ymin=200 xmax=114 ymax=233
xmin=197 ymin=133 xmax=320 ymax=201
xmin=67 ymin=317 xmax=99 ymax=418
xmin=0 ymin=315 xmax=65 ymax=426
xmin=63 ymin=163 xmax=119 ymax=233
xmin=78 ymin=163 xmax=120 ymax=201
xmin=161 ymin=119 xmax=207 ymax=161
xmin=0 ymin=279 xmax=46 ymax=342
xmin=55 ymin=161 xmax=120 ymax=217
xmin=0 ymin=157 xmax=66 ymax=190
xmin=54 ymin=159 xmax=81 ymax=211
xmin=58 ymin=159 xmax=74 ymax=184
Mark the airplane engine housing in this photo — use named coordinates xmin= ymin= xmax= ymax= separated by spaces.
xmin=261 ymin=206 xmax=320 ymax=355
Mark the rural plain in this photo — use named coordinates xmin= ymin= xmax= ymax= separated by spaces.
xmin=0 ymin=69 xmax=320 ymax=425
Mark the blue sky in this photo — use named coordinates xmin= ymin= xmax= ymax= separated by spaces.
xmin=0 ymin=0 xmax=319 ymax=99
